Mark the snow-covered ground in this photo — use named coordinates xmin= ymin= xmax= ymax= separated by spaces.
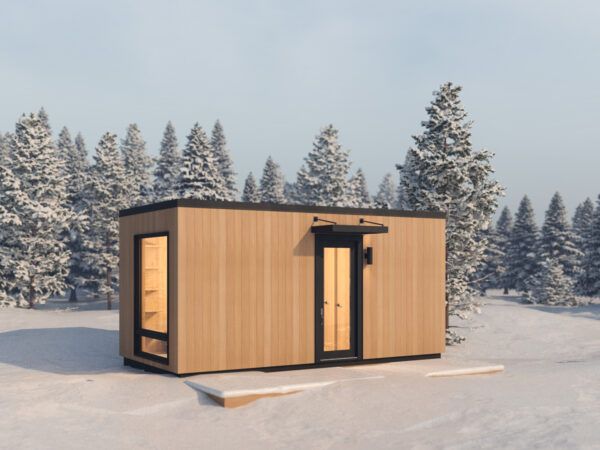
xmin=0 ymin=293 xmax=599 ymax=449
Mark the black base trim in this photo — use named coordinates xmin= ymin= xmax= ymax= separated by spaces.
xmin=262 ymin=353 xmax=441 ymax=373
xmin=123 ymin=354 xmax=442 ymax=377
xmin=123 ymin=358 xmax=173 ymax=375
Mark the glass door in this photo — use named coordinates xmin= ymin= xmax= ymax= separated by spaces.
xmin=315 ymin=235 xmax=362 ymax=362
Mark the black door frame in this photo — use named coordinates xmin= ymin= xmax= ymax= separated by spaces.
xmin=314 ymin=234 xmax=363 ymax=363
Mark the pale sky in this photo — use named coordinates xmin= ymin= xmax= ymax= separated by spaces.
xmin=1 ymin=0 xmax=599 ymax=220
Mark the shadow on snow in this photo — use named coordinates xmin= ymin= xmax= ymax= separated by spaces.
xmin=0 ymin=327 xmax=125 ymax=374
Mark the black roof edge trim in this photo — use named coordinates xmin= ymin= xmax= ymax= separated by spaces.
xmin=119 ymin=199 xmax=446 ymax=219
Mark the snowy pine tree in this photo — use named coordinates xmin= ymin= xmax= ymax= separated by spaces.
xmin=38 ymin=107 xmax=51 ymax=134
xmin=506 ymin=196 xmax=539 ymax=293
xmin=526 ymin=258 xmax=577 ymax=306
xmin=178 ymin=123 xmax=226 ymax=201
xmin=121 ymin=123 xmax=153 ymax=206
xmin=289 ymin=165 xmax=312 ymax=205
xmin=0 ymin=164 xmax=26 ymax=306
xmin=573 ymin=198 xmax=594 ymax=254
xmin=572 ymin=198 xmax=595 ymax=295
xmin=0 ymin=133 xmax=9 ymax=166
xmin=57 ymin=127 xmax=90 ymax=302
xmin=58 ymin=128 xmax=89 ymax=206
xmin=0 ymin=133 xmax=16 ymax=304
xmin=283 ymin=182 xmax=298 ymax=204
xmin=211 ymin=120 xmax=237 ymax=201
xmin=153 ymin=122 xmax=181 ymax=201
xmin=83 ymin=132 xmax=129 ymax=310
xmin=242 ymin=172 xmax=260 ymax=202
xmin=495 ymin=206 xmax=514 ymax=294
xmin=0 ymin=113 xmax=72 ymax=308
xmin=259 ymin=156 xmax=286 ymax=204
xmin=373 ymin=173 xmax=396 ymax=208
xmin=295 ymin=125 xmax=351 ymax=206
xmin=347 ymin=169 xmax=371 ymax=208
xmin=395 ymin=152 xmax=413 ymax=209
xmin=580 ymin=195 xmax=600 ymax=296
xmin=472 ymin=224 xmax=504 ymax=295
xmin=395 ymin=185 xmax=408 ymax=209
xmin=74 ymin=132 xmax=87 ymax=160
xmin=539 ymin=192 xmax=581 ymax=280
xmin=397 ymin=82 xmax=503 ymax=318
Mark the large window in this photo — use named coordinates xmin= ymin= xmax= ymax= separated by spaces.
xmin=134 ymin=233 xmax=168 ymax=364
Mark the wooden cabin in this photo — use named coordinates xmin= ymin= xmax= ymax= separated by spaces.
xmin=119 ymin=200 xmax=446 ymax=375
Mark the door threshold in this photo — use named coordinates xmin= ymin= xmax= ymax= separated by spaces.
xmin=319 ymin=356 xmax=360 ymax=362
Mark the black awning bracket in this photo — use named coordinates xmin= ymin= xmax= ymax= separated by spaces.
xmin=313 ymin=216 xmax=337 ymax=225
xmin=359 ymin=218 xmax=385 ymax=227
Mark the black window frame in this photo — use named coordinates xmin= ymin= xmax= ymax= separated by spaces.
xmin=134 ymin=231 xmax=169 ymax=365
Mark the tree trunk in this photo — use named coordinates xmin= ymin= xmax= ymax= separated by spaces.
xmin=69 ymin=287 xmax=78 ymax=302
xmin=106 ymin=267 xmax=112 ymax=310
xmin=28 ymin=278 xmax=35 ymax=309
xmin=445 ymin=294 xmax=449 ymax=330
xmin=503 ymin=287 xmax=509 ymax=295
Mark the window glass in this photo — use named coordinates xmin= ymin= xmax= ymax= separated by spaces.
xmin=140 ymin=236 xmax=168 ymax=333
xmin=323 ymin=247 xmax=351 ymax=351
xmin=140 ymin=336 xmax=167 ymax=358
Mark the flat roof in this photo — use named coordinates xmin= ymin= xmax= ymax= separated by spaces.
xmin=118 ymin=198 xmax=447 ymax=219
